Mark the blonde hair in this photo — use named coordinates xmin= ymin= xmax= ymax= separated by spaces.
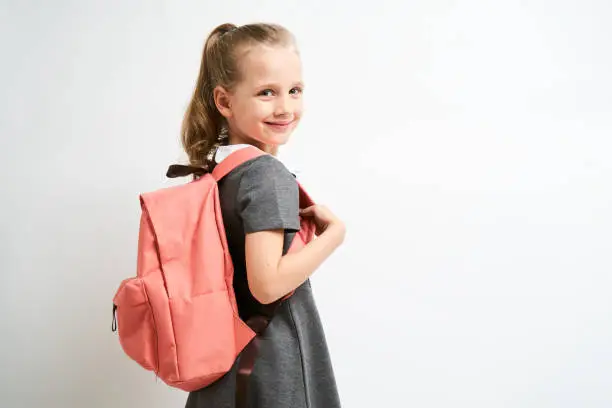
xmin=180 ymin=23 xmax=296 ymax=170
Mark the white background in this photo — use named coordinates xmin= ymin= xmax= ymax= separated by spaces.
xmin=1 ymin=0 xmax=611 ymax=407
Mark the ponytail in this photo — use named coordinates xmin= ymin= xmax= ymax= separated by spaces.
xmin=180 ymin=23 xmax=236 ymax=170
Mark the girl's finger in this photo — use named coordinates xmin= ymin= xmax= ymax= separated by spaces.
xmin=299 ymin=206 xmax=315 ymax=215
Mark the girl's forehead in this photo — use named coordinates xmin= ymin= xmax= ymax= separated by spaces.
xmin=238 ymin=45 xmax=302 ymax=85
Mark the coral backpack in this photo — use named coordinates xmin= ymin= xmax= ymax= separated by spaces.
xmin=111 ymin=146 xmax=315 ymax=392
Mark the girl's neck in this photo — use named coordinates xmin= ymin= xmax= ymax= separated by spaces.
xmin=227 ymin=135 xmax=277 ymax=156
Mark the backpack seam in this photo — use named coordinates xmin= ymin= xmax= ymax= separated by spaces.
xmin=143 ymin=203 xmax=181 ymax=380
xmin=140 ymin=278 xmax=161 ymax=376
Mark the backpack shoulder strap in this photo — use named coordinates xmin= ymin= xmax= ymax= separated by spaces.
xmin=211 ymin=146 xmax=267 ymax=181
xmin=165 ymin=164 xmax=206 ymax=178
xmin=165 ymin=146 xmax=266 ymax=180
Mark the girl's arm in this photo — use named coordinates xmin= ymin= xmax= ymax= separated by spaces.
xmin=245 ymin=219 xmax=345 ymax=305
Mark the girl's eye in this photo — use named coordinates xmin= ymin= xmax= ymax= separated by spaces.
xmin=258 ymin=87 xmax=303 ymax=97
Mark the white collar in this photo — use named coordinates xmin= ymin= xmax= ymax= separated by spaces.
xmin=214 ymin=144 xmax=253 ymax=164
xmin=215 ymin=144 xmax=299 ymax=176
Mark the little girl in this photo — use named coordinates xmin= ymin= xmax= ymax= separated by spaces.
xmin=181 ymin=23 xmax=345 ymax=408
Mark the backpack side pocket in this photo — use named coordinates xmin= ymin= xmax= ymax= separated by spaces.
xmin=113 ymin=278 xmax=158 ymax=372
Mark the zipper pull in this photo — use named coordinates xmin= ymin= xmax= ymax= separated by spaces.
xmin=111 ymin=304 xmax=117 ymax=332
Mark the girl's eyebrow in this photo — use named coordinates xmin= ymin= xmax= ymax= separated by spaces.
xmin=254 ymin=81 xmax=305 ymax=89
xmin=255 ymin=83 xmax=277 ymax=89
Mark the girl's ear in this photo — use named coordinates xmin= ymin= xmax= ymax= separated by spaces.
xmin=213 ymin=86 xmax=233 ymax=119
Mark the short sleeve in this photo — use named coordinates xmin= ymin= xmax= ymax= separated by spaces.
xmin=237 ymin=155 xmax=300 ymax=234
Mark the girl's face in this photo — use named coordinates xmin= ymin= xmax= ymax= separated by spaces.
xmin=216 ymin=45 xmax=304 ymax=152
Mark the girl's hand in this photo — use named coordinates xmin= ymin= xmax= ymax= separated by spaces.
xmin=299 ymin=205 xmax=345 ymax=237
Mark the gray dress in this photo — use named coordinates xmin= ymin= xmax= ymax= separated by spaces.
xmin=185 ymin=155 xmax=341 ymax=408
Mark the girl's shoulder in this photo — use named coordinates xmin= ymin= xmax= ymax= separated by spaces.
xmin=232 ymin=154 xmax=300 ymax=233
xmin=237 ymin=155 xmax=297 ymax=196
xmin=242 ymin=154 xmax=295 ymax=178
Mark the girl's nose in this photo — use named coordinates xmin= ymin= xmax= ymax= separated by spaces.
xmin=274 ymin=95 xmax=290 ymax=116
